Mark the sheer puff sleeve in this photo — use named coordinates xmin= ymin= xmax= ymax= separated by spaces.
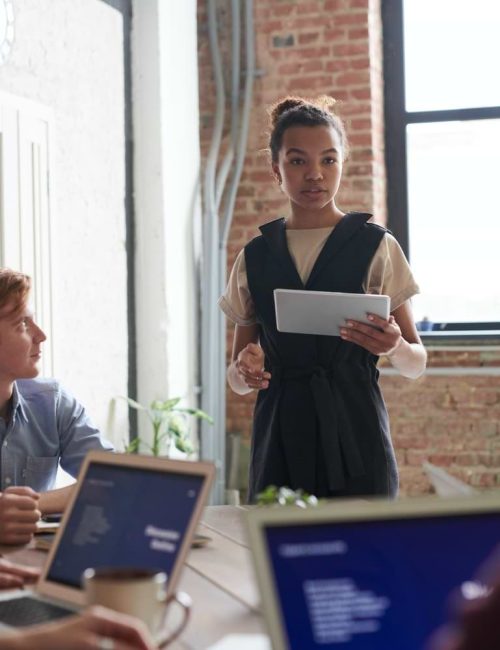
xmin=218 ymin=249 xmax=257 ymax=326
xmin=364 ymin=233 xmax=420 ymax=312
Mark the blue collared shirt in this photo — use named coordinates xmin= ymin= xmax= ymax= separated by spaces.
xmin=0 ymin=378 xmax=114 ymax=492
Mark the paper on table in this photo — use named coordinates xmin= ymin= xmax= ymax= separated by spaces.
xmin=206 ymin=634 xmax=271 ymax=650
xmin=35 ymin=520 xmax=60 ymax=533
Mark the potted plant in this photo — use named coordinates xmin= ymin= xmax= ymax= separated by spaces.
xmin=121 ymin=396 xmax=213 ymax=457
xmin=256 ymin=485 xmax=319 ymax=508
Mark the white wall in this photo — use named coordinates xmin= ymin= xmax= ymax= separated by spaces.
xmin=0 ymin=0 xmax=129 ymax=444
xmin=132 ymin=0 xmax=201 ymax=445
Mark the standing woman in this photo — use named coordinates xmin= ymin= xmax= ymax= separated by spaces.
xmin=219 ymin=96 xmax=426 ymax=502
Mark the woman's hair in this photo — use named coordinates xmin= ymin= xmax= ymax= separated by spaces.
xmin=0 ymin=268 xmax=31 ymax=317
xmin=268 ymin=95 xmax=349 ymax=163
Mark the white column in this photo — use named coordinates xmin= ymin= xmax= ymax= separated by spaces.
xmin=132 ymin=0 xmax=201 ymax=442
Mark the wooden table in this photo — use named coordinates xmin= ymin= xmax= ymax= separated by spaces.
xmin=3 ymin=505 xmax=267 ymax=649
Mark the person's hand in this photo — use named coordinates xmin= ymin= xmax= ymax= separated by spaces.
xmin=7 ymin=605 xmax=157 ymax=650
xmin=0 ymin=486 xmax=41 ymax=545
xmin=340 ymin=313 xmax=402 ymax=355
xmin=427 ymin=585 xmax=500 ymax=650
xmin=426 ymin=546 xmax=500 ymax=650
xmin=0 ymin=557 xmax=40 ymax=589
xmin=235 ymin=343 xmax=271 ymax=390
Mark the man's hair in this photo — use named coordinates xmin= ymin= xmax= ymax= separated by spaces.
xmin=0 ymin=268 xmax=31 ymax=317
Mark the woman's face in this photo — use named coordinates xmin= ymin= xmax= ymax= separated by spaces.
xmin=272 ymin=124 xmax=344 ymax=214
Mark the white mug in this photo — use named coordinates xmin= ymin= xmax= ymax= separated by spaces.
xmin=82 ymin=567 xmax=191 ymax=647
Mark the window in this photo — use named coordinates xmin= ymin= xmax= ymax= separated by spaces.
xmin=0 ymin=92 xmax=54 ymax=371
xmin=382 ymin=0 xmax=500 ymax=336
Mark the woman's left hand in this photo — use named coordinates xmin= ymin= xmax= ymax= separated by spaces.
xmin=340 ymin=313 xmax=402 ymax=356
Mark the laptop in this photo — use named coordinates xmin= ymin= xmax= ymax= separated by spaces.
xmin=274 ymin=289 xmax=390 ymax=337
xmin=0 ymin=450 xmax=214 ymax=629
xmin=246 ymin=493 xmax=500 ymax=650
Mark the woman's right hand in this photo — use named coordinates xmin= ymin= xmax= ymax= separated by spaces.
xmin=235 ymin=343 xmax=271 ymax=391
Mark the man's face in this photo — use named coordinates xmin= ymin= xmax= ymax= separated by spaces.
xmin=0 ymin=302 xmax=46 ymax=383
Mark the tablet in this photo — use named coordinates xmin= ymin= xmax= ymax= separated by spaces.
xmin=274 ymin=289 xmax=390 ymax=336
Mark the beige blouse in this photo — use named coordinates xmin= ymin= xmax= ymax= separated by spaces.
xmin=219 ymin=226 xmax=419 ymax=326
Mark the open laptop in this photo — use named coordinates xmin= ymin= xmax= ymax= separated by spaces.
xmin=0 ymin=450 xmax=214 ymax=629
xmin=246 ymin=493 xmax=500 ymax=650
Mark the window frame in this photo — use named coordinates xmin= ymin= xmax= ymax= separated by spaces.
xmin=381 ymin=0 xmax=500 ymax=341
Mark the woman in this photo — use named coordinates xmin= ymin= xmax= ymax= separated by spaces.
xmin=220 ymin=96 xmax=426 ymax=502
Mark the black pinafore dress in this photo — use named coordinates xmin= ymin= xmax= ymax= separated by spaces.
xmin=244 ymin=212 xmax=398 ymax=502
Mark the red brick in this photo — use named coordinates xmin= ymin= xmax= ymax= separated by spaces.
xmin=284 ymin=46 xmax=331 ymax=59
xmin=333 ymin=12 xmax=368 ymax=26
xmin=326 ymin=60 xmax=351 ymax=72
xmin=324 ymin=0 xmax=347 ymax=10
xmin=297 ymin=2 xmax=322 ymax=14
xmin=259 ymin=20 xmax=284 ymax=34
xmin=272 ymin=4 xmax=296 ymax=17
xmin=288 ymin=75 xmax=335 ymax=91
xmin=333 ymin=42 xmax=368 ymax=56
xmin=406 ymin=450 xmax=428 ymax=466
xmin=350 ymin=56 xmax=370 ymax=69
xmin=349 ymin=132 xmax=372 ymax=146
xmin=324 ymin=28 xmax=348 ymax=41
xmin=348 ymin=28 xmax=369 ymax=40
xmin=336 ymin=71 xmax=370 ymax=86
xmin=350 ymin=118 xmax=371 ymax=130
xmin=298 ymin=31 xmax=321 ymax=45
xmin=303 ymin=60 xmax=325 ymax=73
xmin=350 ymin=87 xmax=372 ymax=100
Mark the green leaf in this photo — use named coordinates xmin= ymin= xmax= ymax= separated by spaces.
xmin=124 ymin=437 xmax=140 ymax=454
xmin=150 ymin=397 xmax=181 ymax=411
xmin=168 ymin=420 xmax=184 ymax=439
xmin=174 ymin=436 xmax=194 ymax=454
xmin=173 ymin=407 xmax=214 ymax=424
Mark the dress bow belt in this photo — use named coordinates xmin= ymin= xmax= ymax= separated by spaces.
xmin=275 ymin=365 xmax=365 ymax=491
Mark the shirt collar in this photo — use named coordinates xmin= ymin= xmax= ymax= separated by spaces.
xmin=11 ymin=382 xmax=29 ymax=423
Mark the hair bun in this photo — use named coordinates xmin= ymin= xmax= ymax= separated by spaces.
xmin=269 ymin=95 xmax=338 ymax=128
xmin=269 ymin=97 xmax=306 ymax=127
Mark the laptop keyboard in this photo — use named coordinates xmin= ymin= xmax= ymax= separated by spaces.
xmin=0 ymin=596 xmax=73 ymax=627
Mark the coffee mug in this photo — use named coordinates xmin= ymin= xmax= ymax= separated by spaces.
xmin=82 ymin=567 xmax=191 ymax=647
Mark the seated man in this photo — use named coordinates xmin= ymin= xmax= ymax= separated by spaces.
xmin=0 ymin=268 xmax=113 ymax=544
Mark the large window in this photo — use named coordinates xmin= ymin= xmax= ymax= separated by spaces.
xmin=382 ymin=0 xmax=500 ymax=335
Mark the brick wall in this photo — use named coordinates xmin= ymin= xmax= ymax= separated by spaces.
xmin=197 ymin=0 xmax=500 ymax=496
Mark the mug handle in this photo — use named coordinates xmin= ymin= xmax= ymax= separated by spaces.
xmin=158 ymin=591 xmax=192 ymax=648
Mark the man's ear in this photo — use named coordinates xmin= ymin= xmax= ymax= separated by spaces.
xmin=272 ymin=163 xmax=282 ymax=185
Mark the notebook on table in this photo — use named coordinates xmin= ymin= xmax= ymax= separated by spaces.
xmin=246 ymin=493 xmax=500 ymax=650
xmin=0 ymin=450 xmax=214 ymax=630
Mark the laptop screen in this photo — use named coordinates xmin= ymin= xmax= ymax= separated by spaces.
xmin=263 ymin=512 xmax=500 ymax=649
xmin=46 ymin=462 xmax=204 ymax=589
